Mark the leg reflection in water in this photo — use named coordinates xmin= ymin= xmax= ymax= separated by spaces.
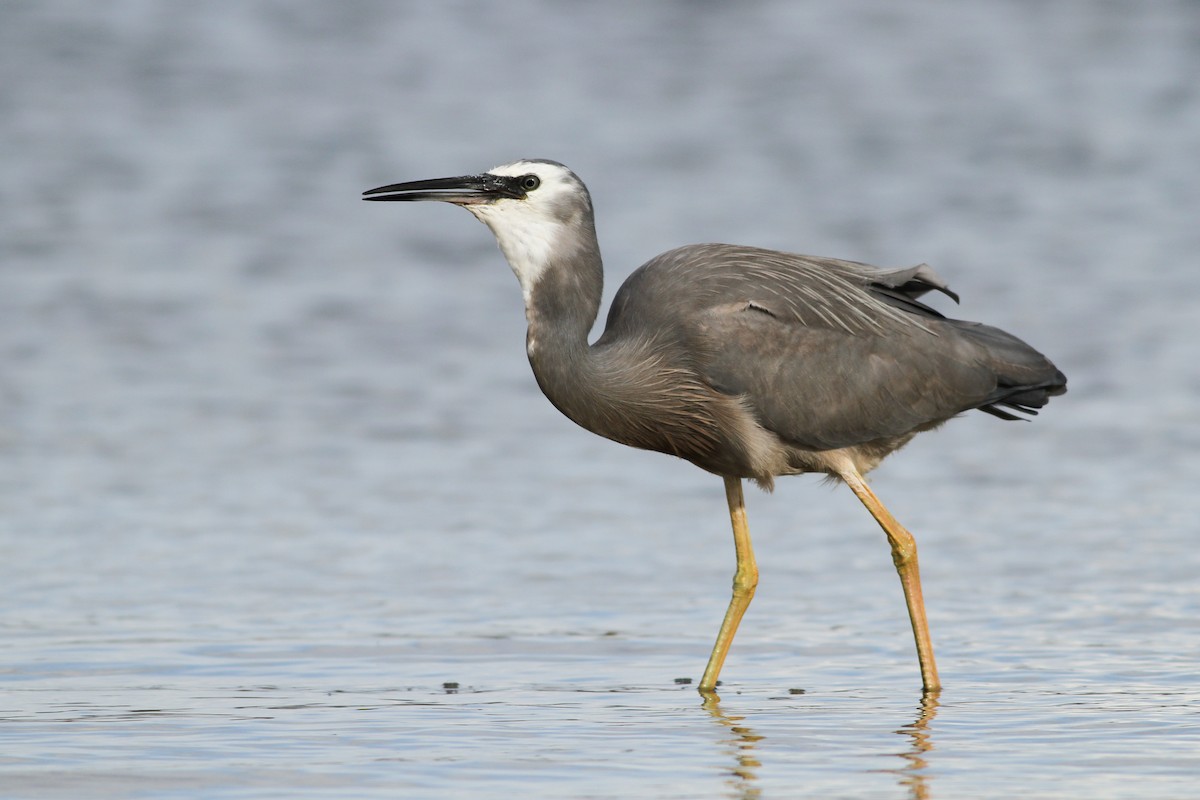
xmin=703 ymin=696 xmax=764 ymax=800
xmin=891 ymin=692 xmax=940 ymax=800
xmin=702 ymin=691 xmax=939 ymax=800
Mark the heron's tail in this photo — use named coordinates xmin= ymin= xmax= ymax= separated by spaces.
xmin=948 ymin=320 xmax=1068 ymax=420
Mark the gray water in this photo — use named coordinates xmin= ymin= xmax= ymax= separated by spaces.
xmin=2 ymin=2 xmax=1199 ymax=798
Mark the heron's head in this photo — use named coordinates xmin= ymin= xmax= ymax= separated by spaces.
xmin=364 ymin=160 xmax=594 ymax=298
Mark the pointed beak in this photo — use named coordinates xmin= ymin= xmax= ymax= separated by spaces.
xmin=362 ymin=173 xmax=525 ymax=205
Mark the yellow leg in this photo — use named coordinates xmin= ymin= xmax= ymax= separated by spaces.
xmin=841 ymin=467 xmax=941 ymax=693
xmin=699 ymin=477 xmax=759 ymax=694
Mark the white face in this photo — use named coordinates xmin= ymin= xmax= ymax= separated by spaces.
xmin=464 ymin=160 xmax=589 ymax=303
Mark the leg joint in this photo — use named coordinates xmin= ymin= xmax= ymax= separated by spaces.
xmin=889 ymin=536 xmax=918 ymax=569
xmin=732 ymin=564 xmax=759 ymax=594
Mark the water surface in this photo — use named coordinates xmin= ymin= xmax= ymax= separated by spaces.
xmin=2 ymin=2 xmax=1199 ymax=797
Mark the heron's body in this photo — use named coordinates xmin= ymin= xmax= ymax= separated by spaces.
xmin=364 ymin=159 xmax=1066 ymax=696
xmin=546 ymin=241 xmax=1060 ymax=488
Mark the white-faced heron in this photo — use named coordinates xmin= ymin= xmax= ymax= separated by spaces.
xmin=364 ymin=159 xmax=1067 ymax=695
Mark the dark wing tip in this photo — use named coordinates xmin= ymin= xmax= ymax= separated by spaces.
xmin=978 ymin=369 xmax=1068 ymax=420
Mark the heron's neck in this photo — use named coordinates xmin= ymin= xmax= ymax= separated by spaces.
xmin=523 ymin=244 xmax=602 ymax=352
xmin=479 ymin=207 xmax=606 ymax=419
xmin=519 ymin=242 xmax=605 ymax=421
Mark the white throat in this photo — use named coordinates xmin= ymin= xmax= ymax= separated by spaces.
xmin=467 ymin=203 xmax=559 ymax=305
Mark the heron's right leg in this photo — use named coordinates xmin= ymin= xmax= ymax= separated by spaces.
xmin=841 ymin=467 xmax=941 ymax=693
xmin=698 ymin=477 xmax=759 ymax=695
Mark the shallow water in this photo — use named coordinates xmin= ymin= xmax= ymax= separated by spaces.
xmin=3 ymin=1 xmax=1199 ymax=798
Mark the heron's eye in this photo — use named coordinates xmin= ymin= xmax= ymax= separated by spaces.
xmin=520 ymin=174 xmax=541 ymax=192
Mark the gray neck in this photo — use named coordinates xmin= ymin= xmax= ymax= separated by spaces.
xmin=523 ymin=237 xmax=605 ymax=425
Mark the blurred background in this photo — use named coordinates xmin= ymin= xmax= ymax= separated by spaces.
xmin=1 ymin=2 xmax=1198 ymax=798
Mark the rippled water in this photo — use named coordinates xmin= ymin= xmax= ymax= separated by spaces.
xmin=3 ymin=2 xmax=1199 ymax=798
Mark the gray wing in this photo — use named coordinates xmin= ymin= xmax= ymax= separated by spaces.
xmin=607 ymin=243 xmax=957 ymax=336
xmin=604 ymin=244 xmax=1064 ymax=451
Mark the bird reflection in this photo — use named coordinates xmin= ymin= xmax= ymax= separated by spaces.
xmin=702 ymin=695 xmax=764 ymax=800
xmin=702 ymin=689 xmax=938 ymax=799
xmin=891 ymin=691 xmax=940 ymax=800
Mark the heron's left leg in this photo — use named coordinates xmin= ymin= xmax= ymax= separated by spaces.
xmin=841 ymin=468 xmax=942 ymax=693
xmin=698 ymin=477 xmax=759 ymax=695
